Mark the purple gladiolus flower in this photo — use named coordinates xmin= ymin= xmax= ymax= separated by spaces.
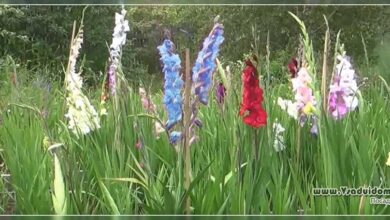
xmin=157 ymin=39 xmax=184 ymax=132
xmin=216 ymin=82 xmax=226 ymax=104
xmin=328 ymin=53 xmax=359 ymax=120
xmin=192 ymin=23 xmax=224 ymax=105
xmin=310 ymin=117 xmax=318 ymax=135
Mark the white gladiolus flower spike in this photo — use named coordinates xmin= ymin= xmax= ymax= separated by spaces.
xmin=273 ymin=121 xmax=286 ymax=152
xmin=64 ymin=28 xmax=100 ymax=136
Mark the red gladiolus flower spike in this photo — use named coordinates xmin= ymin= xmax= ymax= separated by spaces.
xmin=288 ymin=58 xmax=298 ymax=78
xmin=239 ymin=58 xmax=267 ymax=128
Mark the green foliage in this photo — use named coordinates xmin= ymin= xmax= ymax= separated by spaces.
xmin=2 ymin=6 xmax=389 ymax=89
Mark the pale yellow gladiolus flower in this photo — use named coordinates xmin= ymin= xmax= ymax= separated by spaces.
xmin=303 ymin=102 xmax=316 ymax=115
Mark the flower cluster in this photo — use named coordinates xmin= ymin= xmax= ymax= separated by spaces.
xmin=278 ymin=66 xmax=318 ymax=134
xmin=157 ymin=39 xmax=184 ymax=145
xmin=239 ymin=58 xmax=267 ymax=128
xmin=106 ymin=8 xmax=130 ymax=97
xmin=64 ymin=29 xmax=100 ymax=136
xmin=328 ymin=52 xmax=359 ymax=120
xmin=192 ymin=23 xmax=224 ymax=105
xmin=291 ymin=67 xmax=317 ymax=116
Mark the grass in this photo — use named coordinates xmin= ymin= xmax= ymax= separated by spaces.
xmin=0 ymin=13 xmax=390 ymax=215
xmin=0 ymin=61 xmax=389 ymax=214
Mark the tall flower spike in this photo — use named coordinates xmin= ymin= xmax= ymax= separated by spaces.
xmin=291 ymin=67 xmax=316 ymax=115
xmin=157 ymin=37 xmax=184 ymax=145
xmin=291 ymin=67 xmax=318 ymax=132
xmin=192 ymin=23 xmax=224 ymax=105
xmin=278 ymin=66 xmax=318 ymax=134
xmin=328 ymin=48 xmax=359 ymax=120
xmin=106 ymin=8 xmax=130 ymax=97
xmin=64 ymin=28 xmax=100 ymax=136
xmin=239 ymin=56 xmax=267 ymax=128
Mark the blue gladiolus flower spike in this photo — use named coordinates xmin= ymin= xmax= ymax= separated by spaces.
xmin=192 ymin=23 xmax=224 ymax=105
xmin=157 ymin=38 xmax=184 ymax=144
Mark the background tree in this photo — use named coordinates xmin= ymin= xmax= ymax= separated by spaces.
xmin=0 ymin=5 xmax=389 ymax=88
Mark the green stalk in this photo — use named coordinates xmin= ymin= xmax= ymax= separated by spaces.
xmin=266 ymin=30 xmax=271 ymax=90
xmin=321 ymin=15 xmax=330 ymax=113
xmin=182 ymin=48 xmax=192 ymax=214
xmin=114 ymin=71 xmax=121 ymax=152
xmin=253 ymin=129 xmax=259 ymax=161
xmin=296 ymin=123 xmax=301 ymax=169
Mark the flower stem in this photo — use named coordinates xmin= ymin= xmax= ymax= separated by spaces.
xmin=296 ymin=123 xmax=301 ymax=168
xmin=252 ymin=128 xmax=259 ymax=161
xmin=183 ymin=48 xmax=192 ymax=214
xmin=321 ymin=15 xmax=330 ymax=113
xmin=114 ymin=72 xmax=121 ymax=152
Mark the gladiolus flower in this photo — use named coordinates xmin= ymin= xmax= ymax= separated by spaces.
xmin=273 ymin=121 xmax=286 ymax=152
xmin=64 ymin=28 xmax=100 ymax=136
xmin=303 ymin=102 xmax=316 ymax=115
xmin=157 ymin=39 xmax=183 ymax=131
xmin=291 ymin=67 xmax=317 ymax=116
xmin=192 ymin=23 xmax=224 ymax=105
xmin=216 ymin=82 xmax=226 ymax=104
xmin=239 ymin=57 xmax=267 ymax=128
xmin=292 ymin=67 xmax=318 ymax=134
xmin=277 ymin=97 xmax=298 ymax=120
xmin=310 ymin=117 xmax=318 ymax=135
xmin=169 ymin=131 xmax=182 ymax=145
xmin=278 ymin=66 xmax=318 ymax=135
xmin=288 ymin=58 xmax=298 ymax=78
xmin=154 ymin=122 xmax=165 ymax=138
xmin=328 ymin=54 xmax=359 ymax=120
xmin=139 ymin=87 xmax=156 ymax=113
xmin=106 ymin=8 xmax=130 ymax=96
xmin=135 ymin=141 xmax=142 ymax=150
xmin=158 ymin=37 xmax=183 ymax=146
xmin=138 ymin=87 xmax=166 ymax=138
